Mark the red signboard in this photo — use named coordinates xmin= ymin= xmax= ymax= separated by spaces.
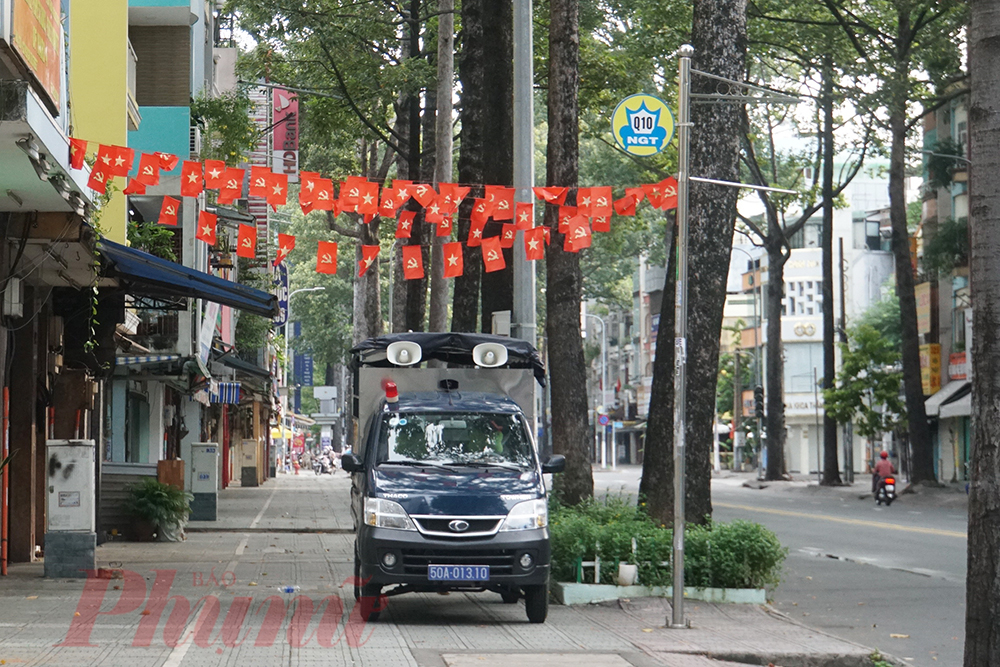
xmin=11 ymin=0 xmax=62 ymax=108
xmin=272 ymin=89 xmax=299 ymax=182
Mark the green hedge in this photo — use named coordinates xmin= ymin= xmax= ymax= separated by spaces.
xmin=549 ymin=495 xmax=786 ymax=589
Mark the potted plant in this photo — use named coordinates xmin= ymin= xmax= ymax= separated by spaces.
xmin=125 ymin=478 xmax=193 ymax=542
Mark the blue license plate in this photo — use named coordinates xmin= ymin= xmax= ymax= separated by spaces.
xmin=428 ymin=565 xmax=490 ymax=581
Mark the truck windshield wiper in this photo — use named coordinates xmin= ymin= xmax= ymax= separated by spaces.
xmin=379 ymin=460 xmax=456 ymax=469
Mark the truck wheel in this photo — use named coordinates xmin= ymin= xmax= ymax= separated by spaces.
xmin=358 ymin=582 xmax=385 ymax=623
xmin=523 ymin=584 xmax=548 ymax=623
xmin=500 ymin=588 xmax=519 ymax=604
xmin=353 ymin=549 xmax=362 ymax=601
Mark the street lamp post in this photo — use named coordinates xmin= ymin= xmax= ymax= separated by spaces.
xmin=284 ymin=286 xmax=325 ymax=465
xmin=585 ymin=313 xmax=609 ymax=468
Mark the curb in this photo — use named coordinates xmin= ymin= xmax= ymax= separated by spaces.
xmin=551 ymin=581 xmax=767 ymax=605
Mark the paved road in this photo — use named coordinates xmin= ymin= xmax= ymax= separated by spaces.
xmin=594 ymin=466 xmax=968 ymax=667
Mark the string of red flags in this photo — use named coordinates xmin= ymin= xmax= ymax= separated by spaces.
xmin=67 ymin=137 xmax=679 ymax=281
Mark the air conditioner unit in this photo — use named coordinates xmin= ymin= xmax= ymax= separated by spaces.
xmin=190 ymin=126 xmax=202 ymax=160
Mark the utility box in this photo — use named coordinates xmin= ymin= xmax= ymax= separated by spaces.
xmin=44 ymin=440 xmax=96 ymax=578
xmin=240 ymin=439 xmax=258 ymax=487
xmin=189 ymin=443 xmax=219 ymax=520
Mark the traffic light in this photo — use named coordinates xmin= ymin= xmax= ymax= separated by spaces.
xmin=754 ymin=385 xmax=764 ymax=421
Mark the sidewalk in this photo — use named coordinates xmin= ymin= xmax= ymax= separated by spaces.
xmin=0 ymin=472 xmax=892 ymax=667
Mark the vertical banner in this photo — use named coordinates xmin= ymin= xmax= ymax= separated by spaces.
xmin=272 ymin=88 xmax=299 ymax=182
xmin=274 ymin=263 xmax=289 ymax=328
xmin=11 ymin=0 xmax=62 ymax=108
xmin=199 ymin=301 xmax=221 ymax=365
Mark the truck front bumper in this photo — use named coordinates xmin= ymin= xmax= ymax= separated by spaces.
xmin=357 ymin=525 xmax=550 ymax=588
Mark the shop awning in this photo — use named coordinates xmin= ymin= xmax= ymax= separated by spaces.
xmin=940 ymin=392 xmax=971 ymax=419
xmin=211 ymin=382 xmax=241 ymax=404
xmin=925 ymin=381 xmax=969 ymax=417
xmin=98 ymin=239 xmax=278 ymax=318
xmin=218 ymin=354 xmax=272 ymax=380
xmin=116 ymin=354 xmax=182 ymax=366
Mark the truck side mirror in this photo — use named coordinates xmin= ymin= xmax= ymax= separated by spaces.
xmin=341 ymin=453 xmax=363 ymax=473
xmin=541 ymin=454 xmax=565 ymax=474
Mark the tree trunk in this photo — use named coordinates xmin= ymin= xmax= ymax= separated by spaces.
xmin=888 ymin=51 xmax=934 ymax=482
xmin=453 ymin=0 xmax=512 ymax=332
xmin=965 ymin=3 xmax=1000 ymax=662
xmin=428 ymin=0 xmax=454 ymax=333
xmin=764 ymin=244 xmax=786 ymax=481
xmin=638 ymin=221 xmax=677 ymax=524
xmin=820 ymin=56 xmax=841 ymax=485
xmin=545 ymin=0 xmax=591 ymax=505
xmin=680 ymin=0 xmax=747 ymax=522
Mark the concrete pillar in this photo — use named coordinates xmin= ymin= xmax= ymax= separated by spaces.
xmin=110 ymin=378 xmax=127 ymax=462
xmin=8 ymin=291 xmax=38 ymax=562
xmin=179 ymin=398 xmax=202 ymax=491
xmin=148 ymin=382 xmax=165 ymax=461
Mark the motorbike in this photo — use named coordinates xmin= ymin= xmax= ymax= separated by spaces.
xmin=875 ymin=476 xmax=896 ymax=506
xmin=312 ymin=459 xmax=322 ymax=475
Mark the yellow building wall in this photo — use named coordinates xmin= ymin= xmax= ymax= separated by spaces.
xmin=69 ymin=0 xmax=128 ymax=244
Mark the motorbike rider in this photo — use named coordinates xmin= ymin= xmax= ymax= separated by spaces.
xmin=872 ymin=450 xmax=896 ymax=497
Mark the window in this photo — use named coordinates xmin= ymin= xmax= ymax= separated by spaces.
xmin=377 ymin=412 xmax=535 ymax=469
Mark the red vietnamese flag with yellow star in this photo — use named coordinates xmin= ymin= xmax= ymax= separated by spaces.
xmin=69 ymin=138 xmax=87 ymax=169
xmin=393 ymin=180 xmax=413 ymax=205
xmin=110 ymin=145 xmax=134 ymax=178
xmin=467 ymin=219 xmax=487 ymax=247
xmin=402 ymin=245 xmax=424 ymax=280
xmin=158 ymin=196 xmax=180 ymax=226
xmin=274 ymin=233 xmax=295 ymax=265
xmin=443 ymin=242 xmax=463 ymax=278
xmin=317 ymin=241 xmax=338 ymax=274
xmin=396 ymin=210 xmax=416 ymax=239
xmin=180 ymin=161 xmax=203 ymax=197
xmin=515 ymin=202 xmax=533 ymax=230
xmin=196 ymin=211 xmax=217 ymax=245
xmin=358 ymin=245 xmax=380 ymax=277
xmin=236 ymin=224 xmax=256 ymax=258
xmin=204 ymin=160 xmax=226 ymax=189
xmin=524 ymin=227 xmax=545 ymax=261
xmin=94 ymin=145 xmax=116 ymax=174
xmin=576 ymin=188 xmax=592 ymax=217
xmin=424 ymin=196 xmax=446 ymax=224
xmin=266 ymin=172 xmax=288 ymax=209
xmin=481 ymin=236 xmax=506 ymax=272
xmin=356 ymin=181 xmax=379 ymax=216
xmin=300 ymin=171 xmax=320 ymax=204
xmin=532 ymin=186 xmax=568 ymax=205
xmin=136 ymin=153 xmax=161 ymax=186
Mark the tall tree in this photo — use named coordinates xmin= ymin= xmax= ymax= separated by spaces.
xmin=820 ymin=0 xmax=966 ymax=484
xmin=452 ymin=0 xmax=513 ymax=333
xmin=965 ymin=1 xmax=1000 ymax=660
xmin=545 ymin=0 xmax=592 ymax=504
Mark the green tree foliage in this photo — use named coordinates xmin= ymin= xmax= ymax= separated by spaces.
xmin=191 ymin=89 xmax=258 ymax=165
xmin=126 ymin=220 xmax=176 ymax=261
xmin=854 ymin=289 xmax=901 ymax=349
xmin=823 ymin=324 xmax=905 ymax=441
xmin=922 ymin=217 xmax=968 ymax=277
xmin=926 ymin=137 xmax=966 ymax=190
xmin=234 ymin=257 xmax=274 ymax=363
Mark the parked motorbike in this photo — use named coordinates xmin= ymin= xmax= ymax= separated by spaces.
xmin=875 ymin=476 xmax=896 ymax=506
xmin=312 ymin=459 xmax=323 ymax=475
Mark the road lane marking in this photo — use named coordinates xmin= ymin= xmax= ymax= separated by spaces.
xmin=250 ymin=484 xmax=278 ymax=529
xmin=714 ymin=502 xmax=966 ymax=538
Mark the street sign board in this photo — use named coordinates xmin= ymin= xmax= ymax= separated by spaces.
xmin=613 ymin=421 xmax=624 ymax=429
xmin=598 ymin=414 xmax=610 ymax=426
xmin=611 ymin=94 xmax=675 ymax=156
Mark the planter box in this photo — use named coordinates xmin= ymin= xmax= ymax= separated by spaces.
xmin=552 ymin=581 xmax=766 ymax=606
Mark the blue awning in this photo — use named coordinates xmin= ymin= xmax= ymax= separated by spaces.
xmin=98 ymin=239 xmax=277 ymax=318
xmin=211 ymin=382 xmax=241 ymax=404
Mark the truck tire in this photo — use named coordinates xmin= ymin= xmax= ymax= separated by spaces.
xmin=353 ymin=548 xmax=362 ymax=601
xmin=500 ymin=587 xmax=519 ymax=604
xmin=358 ymin=582 xmax=384 ymax=623
xmin=523 ymin=584 xmax=548 ymax=623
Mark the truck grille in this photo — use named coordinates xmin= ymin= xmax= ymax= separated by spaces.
xmin=400 ymin=548 xmax=516 ymax=576
xmin=411 ymin=516 xmax=503 ymax=537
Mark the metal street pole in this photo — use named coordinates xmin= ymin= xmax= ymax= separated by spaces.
xmin=585 ymin=313 xmax=608 ymax=466
xmin=512 ymin=0 xmax=536 ymax=347
xmin=670 ymin=43 xmax=693 ymax=630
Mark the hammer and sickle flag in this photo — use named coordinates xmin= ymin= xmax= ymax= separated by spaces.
xmin=402 ymin=244 xmax=424 ymax=280
xmin=481 ymin=235 xmax=506 ymax=273
xmin=136 ymin=153 xmax=160 ymax=186
xmin=317 ymin=241 xmax=338 ymax=274
xmin=158 ymin=196 xmax=180 ymax=226
xmin=236 ymin=224 xmax=257 ymax=258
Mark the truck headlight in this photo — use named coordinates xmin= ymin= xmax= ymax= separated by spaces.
xmin=500 ymin=499 xmax=547 ymax=531
xmin=364 ymin=497 xmax=416 ymax=531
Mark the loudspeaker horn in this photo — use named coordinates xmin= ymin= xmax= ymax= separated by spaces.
xmin=472 ymin=343 xmax=508 ymax=368
xmin=387 ymin=341 xmax=422 ymax=366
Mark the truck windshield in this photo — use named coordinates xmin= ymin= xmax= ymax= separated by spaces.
xmin=377 ymin=412 xmax=535 ymax=468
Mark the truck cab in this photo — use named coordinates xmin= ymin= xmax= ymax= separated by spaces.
xmin=342 ymin=333 xmax=563 ymax=623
